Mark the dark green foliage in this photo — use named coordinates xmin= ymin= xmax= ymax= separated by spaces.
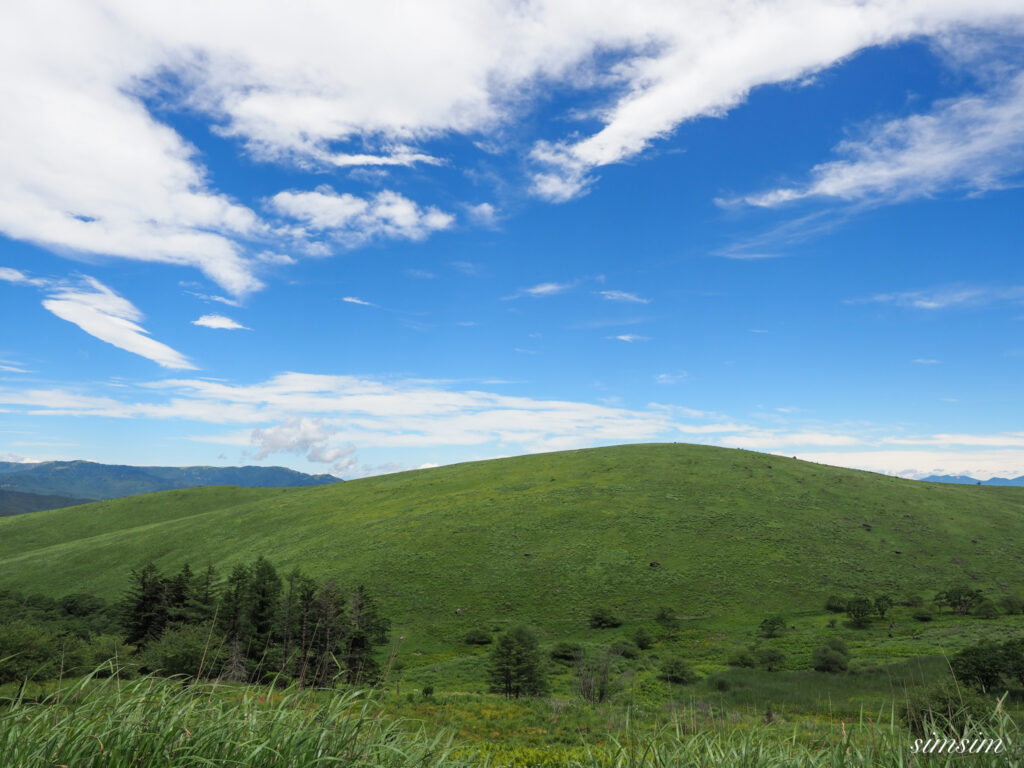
xmin=122 ymin=563 xmax=170 ymax=647
xmin=999 ymin=594 xmax=1024 ymax=615
xmin=845 ymin=596 xmax=874 ymax=628
xmin=463 ymin=628 xmax=493 ymax=645
xmin=939 ymin=585 xmax=984 ymax=615
xmin=974 ymin=600 xmax=1000 ymax=619
xmin=903 ymin=682 xmax=997 ymax=738
xmin=487 ymin=625 xmax=547 ymax=698
xmin=727 ymin=648 xmax=758 ymax=668
xmin=633 ymin=626 xmax=654 ymax=650
xmin=873 ymin=595 xmax=892 ymax=619
xmin=757 ymin=647 xmax=786 ymax=672
xmin=589 ymin=607 xmax=621 ymax=629
xmin=609 ymin=639 xmax=638 ymax=659
xmin=421 ymin=683 xmax=434 ymax=697
xmin=654 ymin=606 xmax=679 ymax=629
xmin=1003 ymin=638 xmax=1024 ymax=686
xmin=758 ymin=616 xmax=785 ymax=638
xmin=0 ymin=620 xmax=59 ymax=683
xmin=825 ymin=595 xmax=847 ymax=613
xmin=951 ymin=642 xmax=1008 ymax=692
xmin=659 ymin=656 xmax=700 ymax=684
xmin=812 ymin=647 xmax=848 ymax=673
xmin=903 ymin=594 xmax=925 ymax=608
xmin=550 ymin=641 xmax=582 ymax=663
xmin=139 ymin=623 xmax=224 ymax=678
xmin=912 ymin=608 xmax=933 ymax=622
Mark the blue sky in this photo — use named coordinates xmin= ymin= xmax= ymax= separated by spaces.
xmin=2 ymin=1 xmax=1023 ymax=479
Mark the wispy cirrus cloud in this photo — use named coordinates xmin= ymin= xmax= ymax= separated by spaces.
xmin=849 ymin=285 xmax=1024 ymax=310
xmin=2 ymin=269 xmax=195 ymax=369
xmin=735 ymin=71 xmax=1024 ymax=208
xmin=597 ymin=290 xmax=650 ymax=304
xmin=505 ymin=281 xmax=578 ymax=300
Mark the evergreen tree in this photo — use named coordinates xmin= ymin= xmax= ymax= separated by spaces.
xmin=342 ymin=584 xmax=389 ymax=685
xmin=121 ymin=563 xmax=169 ymax=648
xmin=487 ymin=625 xmax=547 ymax=698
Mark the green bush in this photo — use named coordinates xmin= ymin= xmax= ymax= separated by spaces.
xmin=589 ymin=608 xmax=621 ymax=629
xmin=549 ymin=641 xmax=582 ymax=663
xmin=0 ymin=620 xmax=59 ymax=684
xmin=999 ymin=594 xmax=1024 ymax=615
xmin=912 ymin=608 xmax=933 ymax=622
xmin=633 ymin=626 xmax=654 ymax=650
xmin=974 ymin=600 xmax=1000 ymax=619
xmin=811 ymin=646 xmax=848 ymax=673
xmin=951 ymin=642 xmax=1008 ymax=692
xmin=903 ymin=682 xmax=998 ymax=738
xmin=659 ymin=656 xmax=700 ymax=684
xmin=654 ymin=607 xmax=678 ymax=629
xmin=846 ymin=596 xmax=874 ymax=628
xmin=139 ymin=623 xmax=225 ymax=679
xmin=756 ymin=647 xmax=786 ymax=672
xmin=825 ymin=594 xmax=847 ymax=613
xmin=609 ymin=639 xmax=639 ymax=659
xmin=726 ymin=649 xmax=757 ymax=668
xmin=463 ymin=628 xmax=493 ymax=645
xmin=758 ymin=616 xmax=785 ymax=638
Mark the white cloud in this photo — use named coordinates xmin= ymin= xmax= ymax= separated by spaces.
xmin=598 ymin=290 xmax=650 ymax=304
xmin=851 ymin=285 xmax=1024 ymax=310
xmin=507 ymin=281 xmax=576 ymax=299
xmin=655 ymin=372 xmax=687 ymax=385
xmin=466 ymin=202 xmax=498 ymax=227
xmin=42 ymin=277 xmax=196 ymax=369
xmin=3 ymin=0 xmax=1018 ymax=294
xmin=341 ymin=296 xmax=374 ymax=307
xmin=270 ymin=187 xmax=454 ymax=246
xmin=192 ymin=314 xmax=250 ymax=330
xmin=738 ymin=71 xmax=1024 ymax=207
xmin=611 ymin=334 xmax=647 ymax=342
xmin=912 ymin=358 xmax=940 ymax=365
xmin=4 ymin=269 xmax=195 ymax=369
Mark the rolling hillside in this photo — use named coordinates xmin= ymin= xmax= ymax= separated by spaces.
xmin=0 ymin=460 xmax=340 ymax=501
xmin=0 ymin=489 xmax=88 ymax=517
xmin=1 ymin=443 xmax=1023 ymax=652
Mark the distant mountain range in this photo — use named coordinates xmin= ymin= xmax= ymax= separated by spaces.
xmin=0 ymin=460 xmax=341 ymax=515
xmin=920 ymin=474 xmax=1024 ymax=486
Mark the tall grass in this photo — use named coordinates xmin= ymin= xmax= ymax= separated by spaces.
xmin=0 ymin=667 xmax=465 ymax=767
xmin=1 ymin=668 xmax=1019 ymax=766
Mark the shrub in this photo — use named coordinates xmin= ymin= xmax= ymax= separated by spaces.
xmin=903 ymin=682 xmax=997 ymax=738
xmin=549 ymin=641 xmax=582 ymax=663
xmin=463 ymin=628 xmax=493 ymax=645
xmin=825 ymin=594 xmax=848 ymax=613
xmin=711 ymin=675 xmax=730 ymax=692
xmin=874 ymin=595 xmax=893 ymax=619
xmin=824 ymin=636 xmax=849 ymax=656
xmin=756 ymin=647 xmax=786 ymax=672
xmin=589 ymin=608 xmax=621 ymax=629
xmin=139 ymin=623 xmax=224 ymax=679
xmin=912 ymin=608 xmax=933 ymax=622
xmin=846 ymin=596 xmax=874 ymax=628
xmin=903 ymin=594 xmax=925 ymax=608
xmin=812 ymin=646 xmax=849 ymax=673
xmin=609 ymin=639 xmax=639 ymax=659
xmin=727 ymin=649 xmax=758 ymax=668
xmin=634 ymin=626 xmax=654 ymax=650
xmin=659 ymin=656 xmax=700 ymax=684
xmin=999 ymin=595 xmax=1024 ymax=615
xmin=575 ymin=648 xmax=621 ymax=703
xmin=758 ymin=616 xmax=785 ymax=638
xmin=0 ymin=620 xmax=59 ymax=684
xmin=421 ymin=684 xmax=434 ymax=698
xmin=974 ymin=600 xmax=1000 ymax=619
xmin=655 ymin=607 xmax=679 ymax=629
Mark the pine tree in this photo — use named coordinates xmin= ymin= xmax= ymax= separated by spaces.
xmin=121 ymin=563 xmax=169 ymax=648
xmin=487 ymin=626 xmax=547 ymax=698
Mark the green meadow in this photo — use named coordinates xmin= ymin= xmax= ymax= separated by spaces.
xmin=2 ymin=443 xmax=1024 ymax=763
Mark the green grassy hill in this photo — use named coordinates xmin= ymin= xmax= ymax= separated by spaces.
xmin=0 ymin=489 xmax=88 ymax=517
xmin=2 ymin=443 xmax=1022 ymax=655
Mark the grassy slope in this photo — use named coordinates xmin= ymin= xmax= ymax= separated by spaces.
xmin=1 ymin=444 xmax=1022 ymax=654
